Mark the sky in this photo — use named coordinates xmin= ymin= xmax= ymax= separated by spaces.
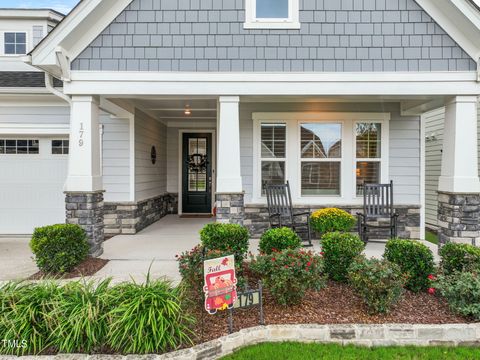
xmin=0 ymin=0 xmax=80 ymax=14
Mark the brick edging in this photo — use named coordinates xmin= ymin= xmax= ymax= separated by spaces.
xmin=3 ymin=323 xmax=478 ymax=359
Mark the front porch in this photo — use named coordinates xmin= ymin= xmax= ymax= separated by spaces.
xmin=63 ymin=92 xmax=480 ymax=256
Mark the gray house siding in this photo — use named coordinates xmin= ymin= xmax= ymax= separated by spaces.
xmin=239 ymin=102 xmax=421 ymax=205
xmin=72 ymin=0 xmax=476 ymax=72
xmin=134 ymin=109 xmax=167 ymax=201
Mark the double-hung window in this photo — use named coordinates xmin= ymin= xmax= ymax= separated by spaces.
xmin=260 ymin=123 xmax=286 ymax=194
xmin=300 ymin=123 xmax=342 ymax=196
xmin=4 ymin=32 xmax=26 ymax=55
xmin=244 ymin=0 xmax=300 ymax=29
xmin=355 ymin=123 xmax=383 ymax=195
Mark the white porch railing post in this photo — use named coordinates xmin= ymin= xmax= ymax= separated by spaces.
xmin=64 ymin=95 xmax=105 ymax=257
xmin=216 ymin=96 xmax=245 ymax=225
xmin=438 ymin=96 xmax=480 ymax=246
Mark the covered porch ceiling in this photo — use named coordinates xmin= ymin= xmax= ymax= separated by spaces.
xmin=104 ymin=95 xmax=450 ymax=123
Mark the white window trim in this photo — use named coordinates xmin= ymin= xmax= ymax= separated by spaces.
xmin=244 ymin=0 xmax=300 ymax=29
xmin=353 ymin=120 xmax=390 ymax=199
xmin=252 ymin=112 xmax=390 ymax=205
xmin=1 ymin=31 xmax=28 ymax=56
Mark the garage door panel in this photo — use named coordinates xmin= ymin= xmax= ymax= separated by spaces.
xmin=0 ymin=138 xmax=67 ymax=234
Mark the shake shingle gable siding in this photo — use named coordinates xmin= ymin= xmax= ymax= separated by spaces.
xmin=72 ymin=0 xmax=476 ymax=72
xmin=0 ymin=72 xmax=63 ymax=87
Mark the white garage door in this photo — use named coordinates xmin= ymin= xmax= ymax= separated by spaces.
xmin=0 ymin=137 xmax=68 ymax=234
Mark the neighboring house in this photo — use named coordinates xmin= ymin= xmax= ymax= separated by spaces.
xmin=1 ymin=0 xmax=480 ymax=256
xmin=424 ymin=100 xmax=480 ymax=229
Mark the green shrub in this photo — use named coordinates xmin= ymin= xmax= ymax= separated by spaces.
xmin=30 ymin=224 xmax=89 ymax=274
xmin=435 ymin=271 xmax=480 ymax=320
xmin=439 ymin=242 xmax=480 ymax=275
xmin=259 ymin=227 xmax=302 ymax=254
xmin=200 ymin=223 xmax=250 ymax=263
xmin=321 ymin=232 xmax=365 ymax=282
xmin=177 ymin=245 xmax=243 ymax=297
xmin=50 ymin=279 xmax=111 ymax=353
xmin=250 ymin=249 xmax=326 ymax=305
xmin=384 ymin=239 xmax=435 ymax=293
xmin=348 ymin=257 xmax=405 ymax=314
xmin=0 ymin=281 xmax=60 ymax=356
xmin=310 ymin=208 xmax=356 ymax=234
xmin=106 ymin=279 xmax=194 ymax=354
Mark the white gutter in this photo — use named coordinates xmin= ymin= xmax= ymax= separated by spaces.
xmin=45 ymin=73 xmax=71 ymax=105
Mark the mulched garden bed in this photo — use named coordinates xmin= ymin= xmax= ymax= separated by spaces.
xmin=190 ymin=267 xmax=469 ymax=345
xmin=28 ymin=257 xmax=109 ymax=280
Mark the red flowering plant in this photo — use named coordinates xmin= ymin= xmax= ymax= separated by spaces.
xmin=250 ymin=249 xmax=326 ymax=306
xmin=427 ymin=274 xmax=437 ymax=295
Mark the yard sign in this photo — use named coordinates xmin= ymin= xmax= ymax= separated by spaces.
xmin=203 ymin=255 xmax=237 ymax=314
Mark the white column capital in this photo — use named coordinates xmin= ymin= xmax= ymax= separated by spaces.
xmin=438 ymin=96 xmax=480 ymax=193
xmin=71 ymin=95 xmax=100 ymax=104
xmin=218 ymin=96 xmax=240 ymax=103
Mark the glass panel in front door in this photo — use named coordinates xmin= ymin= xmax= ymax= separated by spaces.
xmin=188 ymin=138 xmax=208 ymax=192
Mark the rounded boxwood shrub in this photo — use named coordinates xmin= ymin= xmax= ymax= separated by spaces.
xmin=200 ymin=223 xmax=250 ymax=263
xmin=250 ymin=249 xmax=326 ymax=305
xmin=348 ymin=256 xmax=405 ymax=314
xmin=321 ymin=232 xmax=365 ymax=282
xmin=384 ymin=239 xmax=435 ymax=293
xmin=30 ymin=224 xmax=89 ymax=274
xmin=259 ymin=227 xmax=302 ymax=254
xmin=439 ymin=242 xmax=480 ymax=275
xmin=310 ymin=208 xmax=356 ymax=234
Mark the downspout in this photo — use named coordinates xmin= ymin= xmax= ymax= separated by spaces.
xmin=45 ymin=72 xmax=71 ymax=105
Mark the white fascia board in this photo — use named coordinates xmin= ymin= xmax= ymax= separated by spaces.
xmin=64 ymin=71 xmax=480 ymax=96
xmin=416 ymin=0 xmax=480 ymax=62
xmin=0 ymin=9 xmax=64 ymax=22
xmin=30 ymin=0 xmax=133 ymax=69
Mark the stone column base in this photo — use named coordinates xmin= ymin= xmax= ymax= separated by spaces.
xmin=438 ymin=191 xmax=480 ymax=247
xmin=216 ymin=193 xmax=245 ymax=225
xmin=66 ymin=191 xmax=105 ymax=257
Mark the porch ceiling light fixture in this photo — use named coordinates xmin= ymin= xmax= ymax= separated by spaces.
xmin=184 ymin=105 xmax=192 ymax=116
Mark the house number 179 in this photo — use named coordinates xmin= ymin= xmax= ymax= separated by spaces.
xmin=79 ymin=123 xmax=84 ymax=147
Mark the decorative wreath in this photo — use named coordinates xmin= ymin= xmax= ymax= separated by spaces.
xmin=188 ymin=153 xmax=207 ymax=172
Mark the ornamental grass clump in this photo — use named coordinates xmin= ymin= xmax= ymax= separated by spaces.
xmin=310 ymin=208 xmax=356 ymax=234
xmin=384 ymin=239 xmax=435 ymax=293
xmin=434 ymin=271 xmax=480 ymax=320
xmin=200 ymin=223 xmax=250 ymax=263
xmin=348 ymin=257 xmax=405 ymax=314
xmin=259 ymin=227 xmax=302 ymax=254
xmin=30 ymin=224 xmax=89 ymax=274
xmin=250 ymin=249 xmax=326 ymax=305
xmin=439 ymin=242 xmax=480 ymax=275
xmin=321 ymin=232 xmax=365 ymax=282
xmin=0 ymin=281 xmax=60 ymax=356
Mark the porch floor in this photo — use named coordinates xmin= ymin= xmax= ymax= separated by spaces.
xmin=97 ymin=215 xmax=440 ymax=284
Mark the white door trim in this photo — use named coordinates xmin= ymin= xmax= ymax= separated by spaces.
xmin=177 ymin=129 xmax=216 ymax=215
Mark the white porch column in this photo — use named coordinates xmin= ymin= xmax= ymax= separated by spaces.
xmin=64 ymin=95 xmax=103 ymax=192
xmin=438 ymin=96 xmax=480 ymax=246
xmin=216 ymin=96 xmax=244 ymax=225
xmin=217 ymin=96 xmax=242 ymax=193
xmin=64 ymin=95 xmax=104 ymax=257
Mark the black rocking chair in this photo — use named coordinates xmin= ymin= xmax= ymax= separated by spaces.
xmin=357 ymin=181 xmax=399 ymax=243
xmin=264 ymin=181 xmax=313 ymax=247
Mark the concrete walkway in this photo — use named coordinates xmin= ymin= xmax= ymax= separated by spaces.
xmin=0 ymin=215 xmax=439 ymax=284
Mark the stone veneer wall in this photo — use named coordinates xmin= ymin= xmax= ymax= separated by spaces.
xmin=245 ymin=204 xmax=421 ymax=239
xmin=104 ymin=193 xmax=178 ymax=235
xmin=216 ymin=193 xmax=245 ymax=225
xmin=438 ymin=192 xmax=480 ymax=246
xmin=65 ymin=191 xmax=105 ymax=257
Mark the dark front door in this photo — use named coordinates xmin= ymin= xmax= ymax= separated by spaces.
xmin=182 ymin=133 xmax=212 ymax=214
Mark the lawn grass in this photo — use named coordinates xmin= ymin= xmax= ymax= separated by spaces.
xmin=425 ymin=230 xmax=439 ymax=245
xmin=221 ymin=342 xmax=480 ymax=360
